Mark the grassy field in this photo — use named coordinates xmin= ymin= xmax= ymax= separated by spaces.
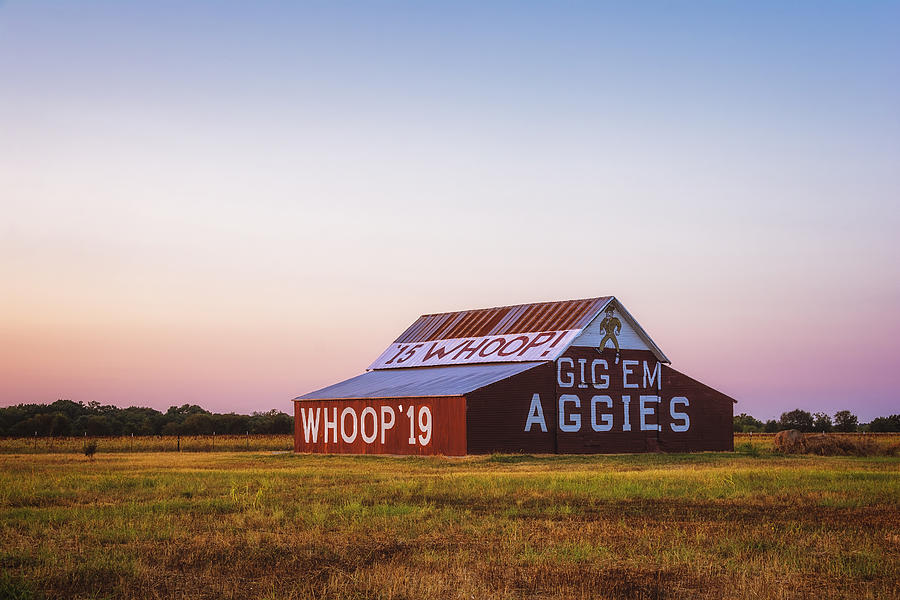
xmin=3 ymin=433 xmax=897 ymax=455
xmin=0 ymin=434 xmax=294 ymax=454
xmin=1 ymin=446 xmax=898 ymax=600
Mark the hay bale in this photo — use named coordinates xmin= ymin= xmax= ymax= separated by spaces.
xmin=774 ymin=429 xmax=804 ymax=453
xmin=803 ymin=434 xmax=881 ymax=456
xmin=774 ymin=431 xmax=896 ymax=457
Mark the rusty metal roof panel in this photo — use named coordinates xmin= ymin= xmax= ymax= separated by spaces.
xmin=368 ymin=297 xmax=615 ymax=370
xmin=397 ymin=297 xmax=612 ymax=342
xmin=367 ymin=295 xmax=669 ymax=369
xmin=295 ymin=362 xmax=545 ymax=400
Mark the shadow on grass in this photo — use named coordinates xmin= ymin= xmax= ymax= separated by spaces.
xmin=0 ymin=572 xmax=41 ymax=600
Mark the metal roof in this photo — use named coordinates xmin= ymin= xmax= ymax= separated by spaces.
xmin=367 ymin=295 xmax=670 ymax=369
xmin=295 ymin=362 xmax=545 ymax=401
xmin=394 ymin=297 xmax=613 ymax=343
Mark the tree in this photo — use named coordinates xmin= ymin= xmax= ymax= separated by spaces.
xmin=833 ymin=410 xmax=858 ymax=433
xmin=764 ymin=420 xmax=779 ymax=433
xmin=182 ymin=413 xmax=215 ymax=435
xmin=812 ymin=412 xmax=833 ymax=433
xmin=733 ymin=413 xmax=764 ymax=432
xmin=868 ymin=415 xmax=900 ymax=433
xmin=213 ymin=413 xmax=250 ymax=435
xmin=74 ymin=415 xmax=114 ymax=436
xmin=779 ymin=409 xmax=814 ymax=432
xmin=161 ymin=421 xmax=182 ymax=436
xmin=249 ymin=410 xmax=292 ymax=434
xmin=0 ymin=400 xmax=292 ymax=438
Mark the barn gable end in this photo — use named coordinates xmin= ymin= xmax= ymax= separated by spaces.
xmin=570 ymin=301 xmax=669 ymax=363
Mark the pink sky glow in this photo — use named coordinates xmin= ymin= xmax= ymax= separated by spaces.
xmin=1 ymin=2 xmax=898 ymax=421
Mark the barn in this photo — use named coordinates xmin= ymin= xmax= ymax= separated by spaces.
xmin=293 ymin=297 xmax=735 ymax=455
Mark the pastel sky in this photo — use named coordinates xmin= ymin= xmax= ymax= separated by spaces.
xmin=1 ymin=1 xmax=898 ymax=421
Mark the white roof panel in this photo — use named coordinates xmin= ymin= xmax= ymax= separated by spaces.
xmin=295 ymin=362 xmax=544 ymax=401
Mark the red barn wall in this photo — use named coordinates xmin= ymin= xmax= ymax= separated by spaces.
xmin=658 ymin=366 xmax=734 ymax=452
xmin=465 ymin=363 xmax=555 ymax=454
xmin=553 ymin=348 xmax=660 ymax=453
xmin=293 ymin=396 xmax=466 ymax=456
xmin=549 ymin=348 xmax=734 ymax=453
xmin=292 ymin=354 xmax=733 ymax=456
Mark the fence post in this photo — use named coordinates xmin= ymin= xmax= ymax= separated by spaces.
xmin=246 ymin=431 xmax=249 ymax=451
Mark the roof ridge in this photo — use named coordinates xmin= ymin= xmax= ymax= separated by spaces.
xmin=417 ymin=296 xmax=611 ymax=318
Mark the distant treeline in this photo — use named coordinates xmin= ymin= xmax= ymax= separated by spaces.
xmin=0 ymin=400 xmax=292 ymax=437
xmin=734 ymin=409 xmax=900 ymax=433
xmin=5 ymin=401 xmax=898 ymax=437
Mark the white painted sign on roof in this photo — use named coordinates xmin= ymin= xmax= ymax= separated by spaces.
xmin=368 ymin=330 xmax=580 ymax=370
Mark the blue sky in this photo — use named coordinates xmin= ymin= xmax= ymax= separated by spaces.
xmin=1 ymin=1 xmax=898 ymax=419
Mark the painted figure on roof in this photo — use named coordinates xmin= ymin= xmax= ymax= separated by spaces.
xmin=598 ymin=305 xmax=622 ymax=364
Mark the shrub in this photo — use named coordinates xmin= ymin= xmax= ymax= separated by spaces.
xmin=733 ymin=413 xmax=764 ymax=433
xmin=812 ymin=412 xmax=833 ymax=433
xmin=735 ymin=442 xmax=760 ymax=457
xmin=83 ymin=440 xmax=98 ymax=461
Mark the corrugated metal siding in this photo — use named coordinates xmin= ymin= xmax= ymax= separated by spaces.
xmin=658 ymin=366 xmax=734 ymax=452
xmin=295 ymin=362 xmax=545 ymax=400
xmin=552 ymin=348 xmax=733 ymax=453
xmin=394 ymin=297 xmax=612 ymax=343
xmin=466 ymin=363 xmax=555 ymax=454
xmin=555 ymin=348 xmax=663 ymax=454
xmin=293 ymin=396 xmax=466 ymax=456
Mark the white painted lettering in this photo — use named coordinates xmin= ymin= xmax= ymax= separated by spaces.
xmin=590 ymin=395 xmax=613 ymax=432
xmin=301 ymin=407 xmax=320 ymax=443
xmin=622 ymin=360 xmax=639 ymax=389
xmin=340 ymin=407 xmax=358 ymax=443
xmin=670 ymin=397 xmax=690 ymax=432
xmin=558 ymin=394 xmax=582 ymax=432
xmin=418 ymin=406 xmax=432 ymax=445
xmin=621 ymin=396 xmax=632 ymax=431
xmin=380 ymin=406 xmax=395 ymax=444
xmin=557 ymin=357 xmax=575 ymax=388
xmin=324 ymin=407 xmax=338 ymax=443
xmin=360 ymin=407 xmax=378 ymax=444
xmin=643 ymin=362 xmax=662 ymax=390
xmin=525 ymin=394 xmax=548 ymax=432
xmin=407 ymin=405 xmax=416 ymax=445
xmin=591 ymin=359 xmax=609 ymax=389
xmin=577 ymin=358 xmax=588 ymax=388
xmin=639 ymin=395 xmax=661 ymax=431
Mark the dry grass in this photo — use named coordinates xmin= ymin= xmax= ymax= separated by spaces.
xmin=1 ymin=450 xmax=898 ymax=599
xmin=0 ymin=434 xmax=293 ymax=454
xmin=736 ymin=433 xmax=900 ymax=457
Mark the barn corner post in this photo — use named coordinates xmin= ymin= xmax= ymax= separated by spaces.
xmin=292 ymin=296 xmax=736 ymax=456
